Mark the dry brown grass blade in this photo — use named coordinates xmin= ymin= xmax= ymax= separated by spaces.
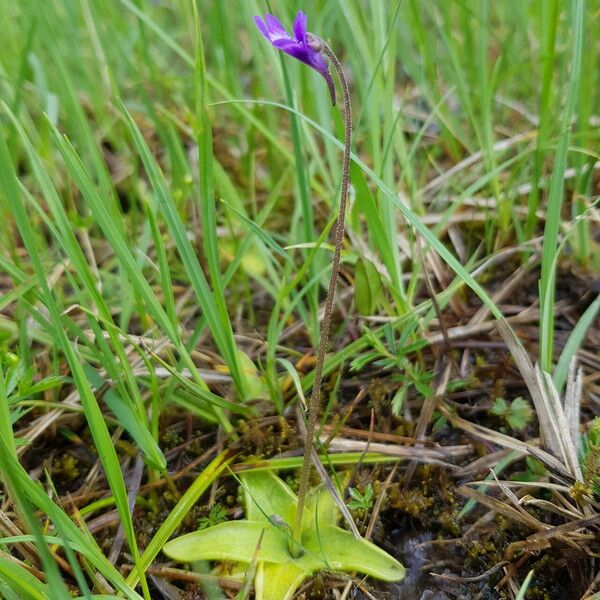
xmin=538 ymin=367 xmax=582 ymax=480
xmin=460 ymin=254 xmax=538 ymax=375
xmin=461 ymin=479 xmax=596 ymax=562
xmin=565 ymin=358 xmax=584 ymax=450
xmin=465 ymin=480 xmax=573 ymax=495
xmin=121 ymin=564 xmax=245 ymax=591
xmin=0 ymin=549 xmax=46 ymax=582
xmin=460 ymin=448 xmax=517 ymax=479
xmin=496 ymin=321 xmax=559 ymax=452
xmin=488 ymin=470 xmax=584 ymax=522
xmin=424 ymin=309 xmax=539 ymax=347
xmin=526 ymin=447 xmax=576 ymax=484
xmin=525 ymin=512 xmax=600 ymax=542
xmin=108 ymin=453 xmax=145 ymax=563
xmin=295 ymin=405 xmax=360 ymax=538
xmin=439 ymin=402 xmax=577 ymax=485
xmin=321 ymin=435 xmax=471 ymax=465
xmin=519 ymin=496 xmax=584 ymax=521
xmin=496 ymin=320 xmax=583 ymax=482
xmin=321 ymin=424 xmax=434 ymax=446
xmin=321 ymin=388 xmax=368 ymax=447
xmin=465 ymin=480 xmax=585 ymax=520
xmin=365 ymin=463 xmax=397 ymax=541
xmin=0 ymin=508 xmax=39 ymax=564
xmin=458 ymin=486 xmax=549 ymax=532
xmin=310 ymin=446 xmax=360 ymax=539
xmin=503 ymin=512 xmax=600 ymax=560
xmin=404 ymin=356 xmax=452 ymax=486
xmin=429 ymin=560 xmax=509 ymax=583
xmin=438 ymin=402 xmax=530 ymax=455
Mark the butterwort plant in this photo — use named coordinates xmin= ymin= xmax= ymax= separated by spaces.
xmin=254 ymin=6 xmax=355 ymax=549
xmin=163 ymin=11 xmax=405 ymax=598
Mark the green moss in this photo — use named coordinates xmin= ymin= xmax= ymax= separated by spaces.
xmin=51 ymin=453 xmax=80 ymax=481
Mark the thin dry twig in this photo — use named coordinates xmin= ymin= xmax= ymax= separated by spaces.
xmin=430 ymin=560 xmax=509 ymax=583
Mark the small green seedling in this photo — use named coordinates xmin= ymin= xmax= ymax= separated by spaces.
xmin=347 ymin=483 xmax=374 ymax=511
xmin=512 ymin=456 xmax=547 ymax=483
xmin=163 ymin=470 xmax=405 ymax=600
xmin=491 ymin=396 xmax=533 ymax=431
xmin=197 ymin=504 xmax=228 ymax=530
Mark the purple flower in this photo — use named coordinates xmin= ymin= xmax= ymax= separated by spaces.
xmin=254 ymin=11 xmax=336 ymax=104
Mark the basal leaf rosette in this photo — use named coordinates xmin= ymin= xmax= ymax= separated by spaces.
xmin=163 ymin=471 xmax=404 ymax=600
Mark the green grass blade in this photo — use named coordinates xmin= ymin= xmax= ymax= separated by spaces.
xmin=553 ymin=293 xmax=600 ymax=393
xmin=220 ymin=100 xmax=504 ymax=319
xmin=125 ymin=449 xmax=238 ymax=589
xmin=191 ymin=2 xmax=249 ymax=399
xmin=526 ymin=0 xmax=559 ymax=236
xmin=0 ymin=125 xmax=149 ymax=599
xmin=0 ymin=557 xmax=51 ymax=600
xmin=539 ymin=0 xmax=585 ymax=371
xmin=117 ymin=103 xmax=246 ymax=402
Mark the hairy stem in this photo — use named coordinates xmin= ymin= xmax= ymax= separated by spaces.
xmin=292 ymin=39 xmax=352 ymax=551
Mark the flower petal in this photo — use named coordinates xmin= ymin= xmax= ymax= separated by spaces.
xmin=253 ymin=11 xmax=337 ymax=106
xmin=272 ymin=38 xmax=303 ymax=53
xmin=253 ymin=16 xmax=272 ymax=41
xmin=304 ymin=50 xmax=327 ymax=73
xmin=293 ymin=11 xmax=308 ymax=44
xmin=265 ymin=14 xmax=288 ymax=37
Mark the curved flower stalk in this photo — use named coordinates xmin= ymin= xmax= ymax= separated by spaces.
xmin=254 ymin=9 xmax=355 ymax=548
